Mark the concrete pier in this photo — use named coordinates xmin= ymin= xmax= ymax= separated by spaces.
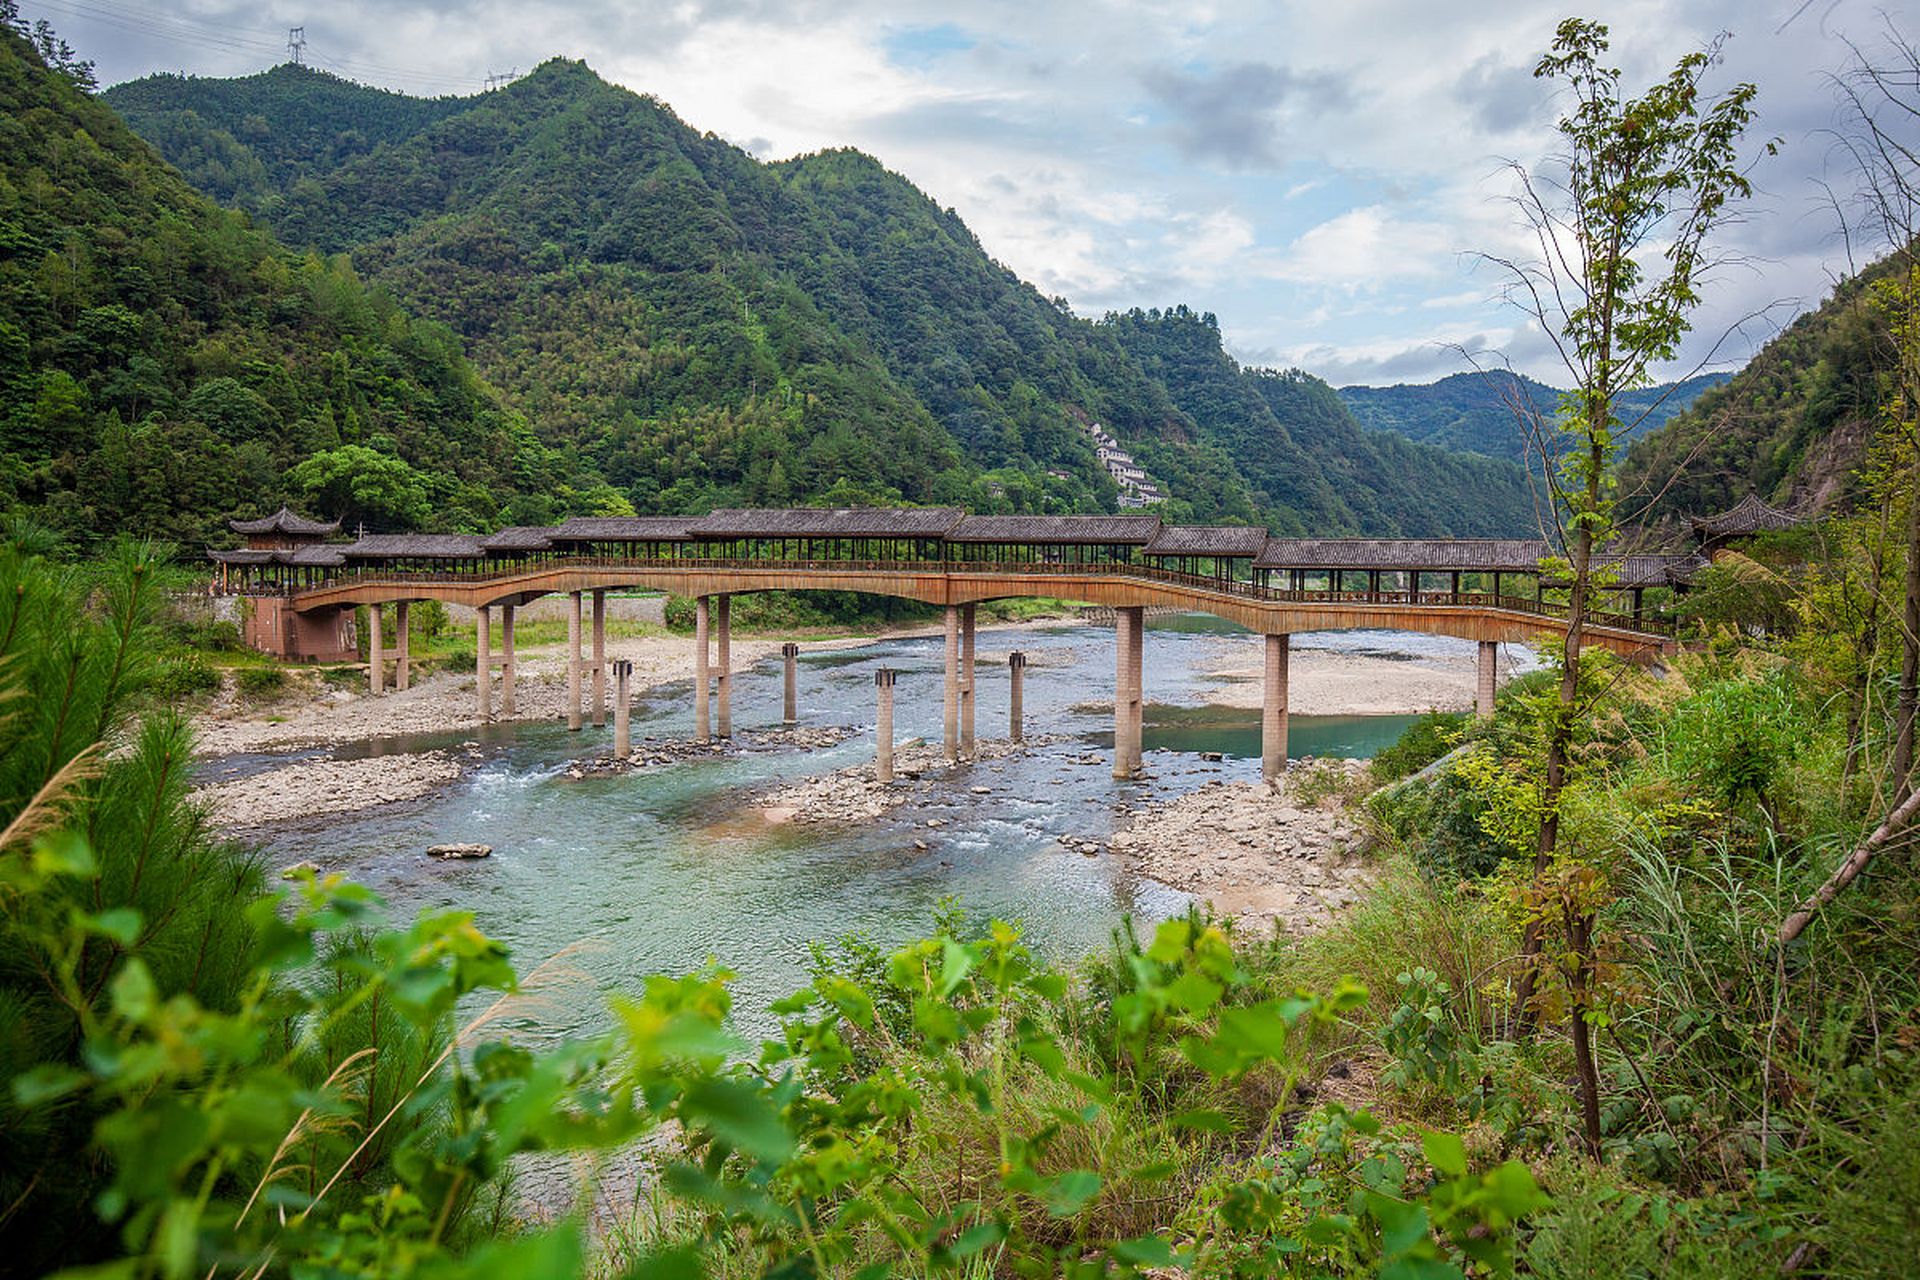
xmin=1114 ymin=606 xmax=1144 ymax=778
xmin=1477 ymin=640 xmax=1498 ymax=718
xmin=960 ymin=602 xmax=976 ymax=759
xmin=395 ymin=601 xmax=410 ymax=692
xmin=476 ymin=604 xmax=492 ymax=719
xmin=590 ymin=589 xmax=607 ymax=728
xmin=1262 ymin=632 xmax=1289 ymax=783
xmin=875 ymin=667 xmax=897 ymax=783
xmin=567 ymin=591 xmax=583 ymax=732
xmin=782 ymin=642 xmax=799 ymax=723
xmin=500 ymin=604 xmax=516 ymax=715
xmin=1008 ymin=650 xmax=1026 ymax=742
xmin=694 ymin=596 xmax=711 ymax=742
xmin=943 ymin=605 xmax=959 ymax=763
xmin=368 ymin=604 xmax=384 ymax=695
xmin=613 ymin=658 xmax=633 ymax=758
xmin=716 ymin=594 xmax=732 ymax=739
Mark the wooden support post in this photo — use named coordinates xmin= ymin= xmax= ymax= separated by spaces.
xmin=613 ymin=658 xmax=633 ymax=759
xmin=395 ymin=600 xmax=410 ymax=691
xmin=1008 ymin=651 xmax=1026 ymax=743
xmin=943 ymin=605 xmax=959 ymax=763
xmin=368 ymin=604 xmax=384 ymax=696
xmin=1477 ymin=640 xmax=1498 ymax=718
xmin=1262 ymin=632 xmax=1289 ymax=783
xmin=567 ymin=591 xmax=583 ymax=731
xmin=875 ymin=667 xmax=897 ymax=783
xmin=590 ymin=589 xmax=607 ymax=728
xmin=476 ymin=605 xmax=492 ymax=720
xmin=694 ymin=596 xmax=711 ymax=743
xmin=716 ymin=594 xmax=732 ymax=738
xmin=782 ymin=642 xmax=799 ymax=723
xmin=501 ymin=604 xmax=516 ymax=715
xmin=960 ymin=602 xmax=976 ymax=759
xmin=1114 ymin=606 xmax=1143 ymax=779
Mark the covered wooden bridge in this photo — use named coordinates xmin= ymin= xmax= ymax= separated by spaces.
xmin=211 ymin=505 xmax=1703 ymax=781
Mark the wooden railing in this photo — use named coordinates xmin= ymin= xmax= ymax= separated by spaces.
xmin=212 ymin=553 xmax=1670 ymax=636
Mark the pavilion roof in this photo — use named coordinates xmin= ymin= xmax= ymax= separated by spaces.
xmin=228 ymin=506 xmax=340 ymax=537
xmin=285 ymin=545 xmax=347 ymax=567
xmin=1143 ymin=525 xmax=1271 ymax=557
xmin=947 ymin=514 xmax=1163 ymax=545
xmin=1579 ymin=553 xmax=1708 ymax=589
xmin=480 ymin=525 xmax=559 ymax=553
xmin=688 ymin=507 xmax=967 ymax=538
xmin=547 ymin=517 xmax=696 ymax=543
xmin=208 ymin=549 xmax=283 ymax=565
xmin=1254 ymin=539 xmax=1549 ymax=571
xmin=1689 ymin=493 xmax=1802 ymax=539
xmin=340 ymin=534 xmax=486 ymax=560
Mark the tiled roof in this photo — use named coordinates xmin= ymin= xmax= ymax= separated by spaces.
xmin=1254 ymin=539 xmax=1550 ymax=570
xmin=228 ymin=506 xmax=340 ymax=536
xmin=1689 ymin=494 xmax=1802 ymax=538
xmin=688 ymin=507 xmax=967 ymax=538
xmin=480 ymin=526 xmax=558 ymax=552
xmin=340 ymin=534 xmax=487 ymax=560
xmin=1144 ymin=525 xmax=1271 ymax=557
xmin=947 ymin=515 xmax=1164 ymax=545
xmin=547 ymin=517 xmax=696 ymax=542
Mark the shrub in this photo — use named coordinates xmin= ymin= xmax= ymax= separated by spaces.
xmin=236 ymin=663 xmax=286 ymax=698
xmin=1371 ymin=710 xmax=1469 ymax=784
xmin=153 ymin=650 xmax=220 ymax=699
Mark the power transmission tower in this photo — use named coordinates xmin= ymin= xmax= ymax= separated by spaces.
xmin=484 ymin=68 xmax=518 ymax=91
xmin=287 ymin=26 xmax=306 ymax=66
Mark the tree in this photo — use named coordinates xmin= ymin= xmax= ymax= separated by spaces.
xmin=286 ymin=444 xmax=432 ymax=530
xmin=1484 ymin=18 xmax=1769 ymax=1150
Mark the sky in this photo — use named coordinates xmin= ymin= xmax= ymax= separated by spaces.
xmin=28 ymin=0 xmax=1915 ymax=387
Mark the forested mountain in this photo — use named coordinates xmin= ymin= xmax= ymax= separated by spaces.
xmin=1104 ymin=308 xmax=1541 ymax=536
xmin=107 ymin=59 xmax=1546 ymax=535
xmin=1618 ymin=256 xmax=1901 ymax=527
xmin=1338 ymin=370 xmax=1728 ymax=462
xmin=0 ymin=26 xmax=589 ymax=548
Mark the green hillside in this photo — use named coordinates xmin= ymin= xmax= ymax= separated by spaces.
xmin=1338 ymin=369 xmax=1728 ymax=462
xmin=1618 ymin=258 xmax=1900 ymax=527
xmin=107 ymin=59 xmax=1545 ymax=535
xmin=0 ymin=28 xmax=578 ymax=548
xmin=1103 ymin=307 xmax=1540 ymax=536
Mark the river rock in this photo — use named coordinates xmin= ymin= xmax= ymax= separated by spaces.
xmin=428 ymin=842 xmax=492 ymax=860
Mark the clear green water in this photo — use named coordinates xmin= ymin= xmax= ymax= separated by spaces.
xmin=232 ymin=621 xmax=1510 ymax=1037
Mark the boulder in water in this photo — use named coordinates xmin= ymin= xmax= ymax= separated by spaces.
xmin=427 ymin=842 xmax=492 ymax=860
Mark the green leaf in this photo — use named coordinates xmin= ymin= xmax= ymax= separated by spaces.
xmin=1110 ymin=1235 xmax=1176 ymax=1266
xmin=11 ymin=1064 xmax=87 ymax=1106
xmin=947 ymin=1220 xmax=1005 ymax=1257
xmin=938 ymin=937 xmax=976 ymax=997
xmin=81 ymin=908 xmax=142 ymax=945
xmin=681 ymin=1078 xmax=793 ymax=1163
xmin=108 ymin=959 xmax=156 ymax=1022
xmin=1422 ymin=1129 xmax=1468 ymax=1179
xmin=1044 ymin=1169 xmax=1101 ymax=1217
xmin=1170 ymin=1107 xmax=1235 ymax=1133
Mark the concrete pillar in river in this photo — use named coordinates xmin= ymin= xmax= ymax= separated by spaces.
xmin=942 ymin=605 xmax=959 ymax=763
xmin=1477 ymin=640 xmax=1498 ymax=719
xmin=567 ymin=591 xmax=583 ymax=732
xmin=1262 ymin=632 xmax=1289 ymax=784
xmin=613 ymin=658 xmax=633 ymax=759
xmin=395 ymin=601 xmax=410 ymax=692
xmin=500 ymin=604 xmax=517 ymax=716
xmin=959 ymin=602 xmax=976 ymax=759
xmin=782 ymin=642 xmax=800 ymax=723
xmin=875 ymin=667 xmax=897 ymax=783
xmin=476 ymin=604 xmax=492 ymax=720
xmin=368 ymin=603 xmax=384 ymax=696
xmin=590 ymin=589 xmax=608 ymax=729
xmin=716 ymin=594 xmax=732 ymax=739
xmin=1008 ymin=650 xmax=1026 ymax=743
xmin=1113 ymin=606 xmax=1144 ymax=779
xmin=694 ymin=596 xmax=711 ymax=743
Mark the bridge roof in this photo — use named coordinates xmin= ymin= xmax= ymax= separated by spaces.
xmin=548 ymin=517 xmax=696 ymax=542
xmin=688 ymin=507 xmax=966 ymax=538
xmin=948 ymin=514 xmax=1163 ymax=545
xmin=1144 ymin=525 xmax=1271 ymax=557
xmin=1689 ymin=493 xmax=1802 ymax=539
xmin=1254 ymin=538 xmax=1550 ymax=571
xmin=1588 ymin=553 xmax=1708 ymax=588
xmin=229 ymin=506 xmax=340 ymax=537
xmin=481 ymin=525 xmax=560 ymax=552
xmin=341 ymin=534 xmax=486 ymax=560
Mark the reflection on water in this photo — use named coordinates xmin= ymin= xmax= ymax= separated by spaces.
xmin=235 ymin=620 xmax=1512 ymax=1037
